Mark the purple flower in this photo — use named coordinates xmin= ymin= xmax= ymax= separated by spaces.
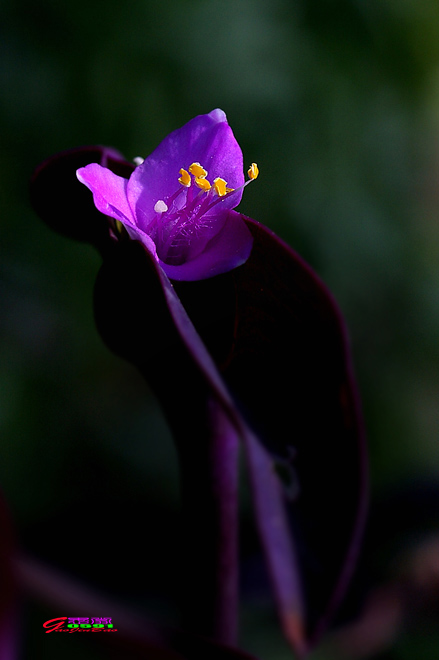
xmin=76 ymin=109 xmax=256 ymax=281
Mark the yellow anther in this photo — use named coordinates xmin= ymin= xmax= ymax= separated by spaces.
xmin=195 ymin=177 xmax=211 ymax=192
xmin=189 ymin=162 xmax=208 ymax=178
xmin=115 ymin=219 xmax=125 ymax=235
xmin=248 ymin=162 xmax=259 ymax=180
xmin=213 ymin=177 xmax=229 ymax=197
xmin=178 ymin=168 xmax=191 ymax=187
xmin=154 ymin=200 xmax=168 ymax=214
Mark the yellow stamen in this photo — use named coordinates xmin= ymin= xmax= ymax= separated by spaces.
xmin=213 ymin=177 xmax=229 ymax=197
xmin=189 ymin=162 xmax=208 ymax=178
xmin=195 ymin=176 xmax=211 ymax=191
xmin=115 ymin=219 xmax=124 ymax=234
xmin=154 ymin=200 xmax=168 ymax=213
xmin=248 ymin=162 xmax=259 ymax=180
xmin=178 ymin=168 xmax=191 ymax=187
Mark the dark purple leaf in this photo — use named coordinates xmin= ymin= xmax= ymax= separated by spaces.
xmin=30 ymin=146 xmax=368 ymax=656
xmin=92 ymin=239 xmax=242 ymax=644
xmin=91 ymin=222 xmax=367 ymax=653
xmin=174 ymin=218 xmax=367 ymax=648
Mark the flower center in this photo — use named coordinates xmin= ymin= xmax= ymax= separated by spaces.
xmin=149 ymin=161 xmax=258 ymax=266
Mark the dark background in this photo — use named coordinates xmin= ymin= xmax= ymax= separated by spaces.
xmin=2 ymin=0 xmax=439 ymax=658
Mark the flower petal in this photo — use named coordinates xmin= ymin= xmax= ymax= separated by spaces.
xmin=127 ymin=110 xmax=245 ymax=231
xmin=76 ymin=163 xmax=136 ymax=225
xmin=160 ymin=210 xmax=253 ymax=281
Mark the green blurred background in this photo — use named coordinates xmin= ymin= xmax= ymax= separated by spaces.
xmin=2 ymin=0 xmax=439 ymax=658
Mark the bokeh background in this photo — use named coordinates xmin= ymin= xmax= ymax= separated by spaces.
xmin=2 ymin=0 xmax=439 ymax=658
